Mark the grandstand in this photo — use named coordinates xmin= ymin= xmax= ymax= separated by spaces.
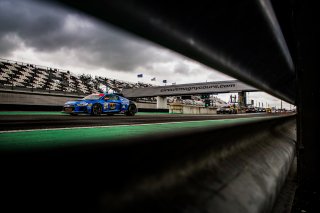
xmin=0 ymin=58 xmax=226 ymax=106
xmin=0 ymin=58 xmax=153 ymax=95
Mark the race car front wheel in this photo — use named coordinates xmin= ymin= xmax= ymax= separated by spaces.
xmin=125 ymin=104 xmax=136 ymax=116
xmin=91 ymin=104 xmax=102 ymax=116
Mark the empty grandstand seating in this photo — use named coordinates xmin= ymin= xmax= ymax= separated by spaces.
xmin=0 ymin=58 xmax=153 ymax=95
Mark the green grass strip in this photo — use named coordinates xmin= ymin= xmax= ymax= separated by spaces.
xmin=0 ymin=117 xmax=268 ymax=150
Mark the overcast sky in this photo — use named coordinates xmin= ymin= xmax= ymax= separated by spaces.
xmin=0 ymin=0 xmax=293 ymax=109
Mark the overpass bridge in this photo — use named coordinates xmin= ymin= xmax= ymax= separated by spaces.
xmin=122 ymin=80 xmax=258 ymax=108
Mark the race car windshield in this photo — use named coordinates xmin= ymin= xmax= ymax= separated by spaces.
xmin=82 ymin=94 xmax=101 ymax=100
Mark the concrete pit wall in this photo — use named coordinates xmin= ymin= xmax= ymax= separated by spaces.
xmin=0 ymin=89 xmax=160 ymax=110
xmin=169 ymin=103 xmax=217 ymax=114
xmin=0 ymin=89 xmax=81 ymax=106
xmin=0 ymin=90 xmax=213 ymax=114
xmin=135 ymin=102 xmax=157 ymax=109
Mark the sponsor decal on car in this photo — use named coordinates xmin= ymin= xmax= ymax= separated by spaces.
xmin=110 ymin=103 xmax=116 ymax=110
xmin=104 ymin=103 xmax=108 ymax=110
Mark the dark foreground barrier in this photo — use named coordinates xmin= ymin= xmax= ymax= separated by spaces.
xmin=0 ymin=115 xmax=296 ymax=213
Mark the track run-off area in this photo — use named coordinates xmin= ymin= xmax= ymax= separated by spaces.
xmin=0 ymin=112 xmax=288 ymax=150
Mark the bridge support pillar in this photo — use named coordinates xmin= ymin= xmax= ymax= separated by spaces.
xmin=238 ymin=92 xmax=247 ymax=107
xmin=156 ymin=96 xmax=167 ymax=109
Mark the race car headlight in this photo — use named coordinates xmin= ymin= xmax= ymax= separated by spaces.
xmin=77 ymin=102 xmax=88 ymax=106
xmin=87 ymin=103 xmax=92 ymax=107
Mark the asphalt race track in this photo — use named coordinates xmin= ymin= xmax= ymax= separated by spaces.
xmin=0 ymin=112 xmax=275 ymax=131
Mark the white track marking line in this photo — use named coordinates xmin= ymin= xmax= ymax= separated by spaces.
xmin=0 ymin=117 xmax=268 ymax=134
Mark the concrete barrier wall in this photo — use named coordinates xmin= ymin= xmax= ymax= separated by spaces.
xmin=0 ymin=90 xmax=158 ymax=109
xmin=169 ymin=103 xmax=217 ymax=114
xmin=136 ymin=102 xmax=157 ymax=109
xmin=0 ymin=90 xmax=211 ymax=113
xmin=0 ymin=90 xmax=82 ymax=106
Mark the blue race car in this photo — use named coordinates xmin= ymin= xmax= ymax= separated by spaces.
xmin=62 ymin=93 xmax=137 ymax=116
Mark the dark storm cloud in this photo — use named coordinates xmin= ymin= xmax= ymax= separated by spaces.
xmin=0 ymin=0 xmax=173 ymax=72
xmin=0 ymin=0 xmax=65 ymax=51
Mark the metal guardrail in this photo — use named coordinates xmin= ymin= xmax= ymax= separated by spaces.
xmin=0 ymin=115 xmax=296 ymax=212
xmin=3 ymin=0 xmax=301 ymax=212
xmin=51 ymin=0 xmax=296 ymax=104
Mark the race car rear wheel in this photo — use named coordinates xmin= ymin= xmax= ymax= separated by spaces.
xmin=125 ymin=104 xmax=136 ymax=116
xmin=91 ymin=104 xmax=102 ymax=116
